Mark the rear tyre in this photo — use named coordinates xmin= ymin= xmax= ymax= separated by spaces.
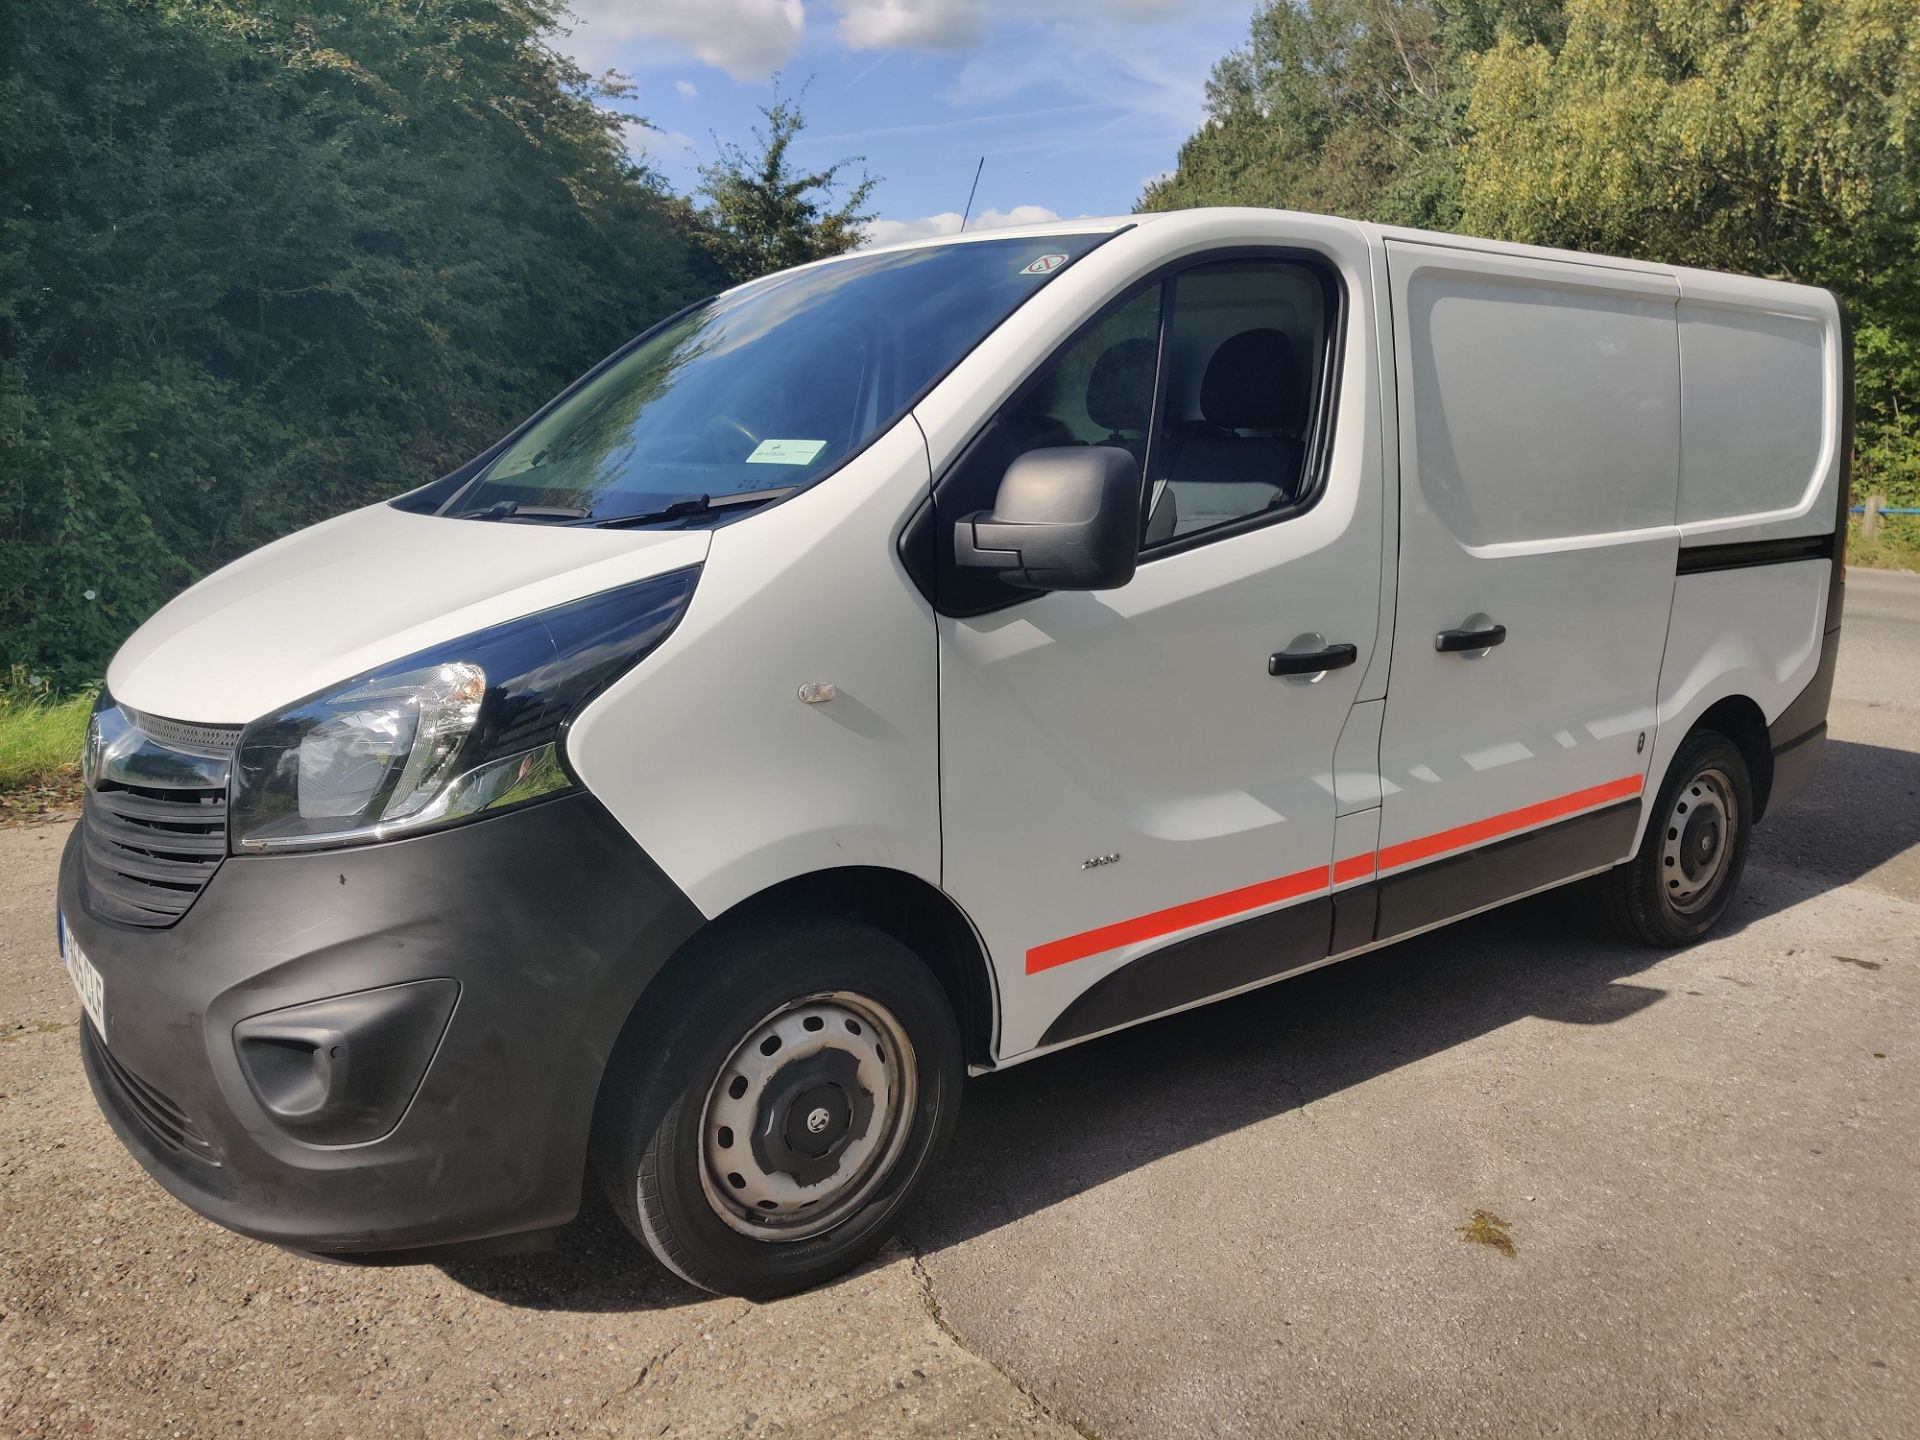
xmin=593 ymin=920 xmax=962 ymax=1299
xmin=1602 ymin=730 xmax=1753 ymax=948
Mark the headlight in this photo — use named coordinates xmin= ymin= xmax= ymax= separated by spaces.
xmin=230 ymin=567 xmax=699 ymax=852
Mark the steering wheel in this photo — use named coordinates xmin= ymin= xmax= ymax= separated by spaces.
xmin=704 ymin=414 xmax=762 ymax=462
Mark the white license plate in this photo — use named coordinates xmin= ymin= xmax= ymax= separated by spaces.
xmin=60 ymin=914 xmax=106 ymax=1038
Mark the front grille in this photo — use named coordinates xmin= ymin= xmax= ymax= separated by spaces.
xmin=81 ymin=778 xmax=231 ymax=928
xmin=84 ymin=1021 xmax=220 ymax=1167
xmin=117 ymin=706 xmax=241 ymax=758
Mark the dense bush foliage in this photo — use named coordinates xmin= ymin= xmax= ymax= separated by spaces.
xmin=1146 ymin=0 xmax=1920 ymax=510
xmin=0 ymin=0 xmax=726 ymax=686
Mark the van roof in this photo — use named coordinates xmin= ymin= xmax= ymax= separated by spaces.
xmin=855 ymin=208 xmax=1669 ymax=275
xmin=853 ymin=208 xmax=1824 ymax=303
xmin=856 ymin=215 xmax=1135 ymax=258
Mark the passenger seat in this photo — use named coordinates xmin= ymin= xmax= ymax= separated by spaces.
xmin=1161 ymin=329 xmax=1305 ymax=536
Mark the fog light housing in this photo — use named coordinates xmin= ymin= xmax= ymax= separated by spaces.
xmin=234 ymin=980 xmax=458 ymax=1145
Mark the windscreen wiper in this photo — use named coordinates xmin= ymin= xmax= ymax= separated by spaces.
xmin=587 ymin=487 xmax=800 ymax=530
xmin=459 ymin=500 xmax=591 ymax=521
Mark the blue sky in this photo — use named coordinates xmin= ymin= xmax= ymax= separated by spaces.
xmin=557 ymin=0 xmax=1256 ymax=242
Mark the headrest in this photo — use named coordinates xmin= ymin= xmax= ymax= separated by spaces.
xmin=1201 ymin=329 xmax=1302 ymax=430
xmin=1085 ymin=337 xmax=1158 ymax=433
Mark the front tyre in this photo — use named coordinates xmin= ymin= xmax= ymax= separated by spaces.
xmin=1602 ymin=730 xmax=1753 ymax=947
xmin=595 ymin=921 xmax=962 ymax=1299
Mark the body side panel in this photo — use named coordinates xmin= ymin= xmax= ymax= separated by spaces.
xmin=566 ymin=422 xmax=941 ymax=918
xmin=1670 ymin=269 xmax=1845 ymax=548
xmin=1632 ymin=559 xmax=1832 ymax=850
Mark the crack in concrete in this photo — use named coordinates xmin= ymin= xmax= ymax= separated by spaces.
xmin=902 ymin=1236 xmax=1097 ymax=1440
xmin=598 ymin=1298 xmax=752 ymax=1410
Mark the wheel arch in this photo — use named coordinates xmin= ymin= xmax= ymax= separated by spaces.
xmin=1687 ymin=694 xmax=1775 ymax=820
xmin=596 ymin=867 xmax=999 ymax=1111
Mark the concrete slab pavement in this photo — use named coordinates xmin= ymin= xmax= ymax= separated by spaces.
xmin=4 ymin=571 xmax=1916 ymax=1437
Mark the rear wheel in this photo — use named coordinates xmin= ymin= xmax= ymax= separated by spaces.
xmin=594 ymin=920 xmax=962 ymax=1299
xmin=1602 ymin=730 xmax=1753 ymax=947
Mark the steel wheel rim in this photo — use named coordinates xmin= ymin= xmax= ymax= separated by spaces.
xmin=696 ymin=990 xmax=916 ymax=1242
xmin=1660 ymin=764 xmax=1737 ymax=916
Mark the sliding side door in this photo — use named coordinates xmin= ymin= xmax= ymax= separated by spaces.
xmin=1371 ymin=241 xmax=1681 ymax=940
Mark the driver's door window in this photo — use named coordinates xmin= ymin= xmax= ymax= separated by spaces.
xmin=929 ymin=284 xmax=1161 ymax=613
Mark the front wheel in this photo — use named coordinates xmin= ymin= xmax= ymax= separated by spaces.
xmin=594 ymin=920 xmax=962 ymax=1299
xmin=1601 ymin=730 xmax=1753 ymax=947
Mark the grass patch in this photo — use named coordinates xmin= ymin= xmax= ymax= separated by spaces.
xmin=1850 ymin=516 xmax=1920 ymax=573
xmin=0 ymin=691 xmax=92 ymax=819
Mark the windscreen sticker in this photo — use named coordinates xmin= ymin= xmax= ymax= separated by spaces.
xmin=1020 ymin=253 xmax=1069 ymax=275
xmin=746 ymin=438 xmax=829 ymax=465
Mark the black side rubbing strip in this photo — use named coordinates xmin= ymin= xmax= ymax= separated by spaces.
xmin=1676 ymin=534 xmax=1835 ymax=575
xmin=1039 ymin=897 xmax=1332 ymax=1047
xmin=1329 ymin=884 xmax=1378 ymax=956
xmin=1036 ymin=798 xmax=1644 ymax=1052
xmin=1375 ymin=799 xmax=1641 ymax=942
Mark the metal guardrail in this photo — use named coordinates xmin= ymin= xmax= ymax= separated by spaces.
xmin=1852 ymin=495 xmax=1917 ymax=541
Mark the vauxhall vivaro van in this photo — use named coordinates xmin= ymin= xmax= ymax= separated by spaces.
xmin=61 ymin=210 xmax=1848 ymax=1297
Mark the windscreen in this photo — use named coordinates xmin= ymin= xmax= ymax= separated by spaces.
xmin=447 ymin=234 xmax=1111 ymax=523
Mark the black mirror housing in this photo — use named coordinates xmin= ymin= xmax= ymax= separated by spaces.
xmin=953 ymin=446 xmax=1142 ymax=592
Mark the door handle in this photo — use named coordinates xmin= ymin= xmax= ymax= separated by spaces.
xmin=1268 ymin=643 xmax=1357 ymax=677
xmin=1435 ymin=621 xmax=1507 ymax=653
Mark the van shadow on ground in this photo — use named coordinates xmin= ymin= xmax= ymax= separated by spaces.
xmin=443 ymin=737 xmax=1918 ymax=1312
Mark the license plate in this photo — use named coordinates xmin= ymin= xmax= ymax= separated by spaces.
xmin=59 ymin=914 xmax=106 ymax=1038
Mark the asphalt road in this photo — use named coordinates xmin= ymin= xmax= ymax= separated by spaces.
xmin=3 ymin=569 xmax=1916 ymax=1438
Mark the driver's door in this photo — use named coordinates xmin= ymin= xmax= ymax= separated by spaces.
xmin=933 ymin=241 xmax=1387 ymax=1059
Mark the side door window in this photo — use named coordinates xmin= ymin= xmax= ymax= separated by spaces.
xmin=929 ymin=285 xmax=1161 ymax=614
xmin=1143 ymin=260 xmax=1331 ymax=548
xmin=994 ymin=284 xmax=1162 ymax=478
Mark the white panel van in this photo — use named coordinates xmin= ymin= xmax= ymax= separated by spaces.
xmin=60 ymin=210 xmax=1848 ymax=1297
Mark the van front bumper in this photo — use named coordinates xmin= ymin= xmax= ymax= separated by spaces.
xmin=60 ymin=792 xmax=704 ymax=1257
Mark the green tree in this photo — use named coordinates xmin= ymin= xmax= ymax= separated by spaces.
xmin=1462 ymin=0 xmax=1920 ymax=505
xmin=695 ymin=86 xmax=877 ymax=284
xmin=1142 ymin=0 xmax=1564 ymax=229
xmin=0 ymin=0 xmax=722 ymax=685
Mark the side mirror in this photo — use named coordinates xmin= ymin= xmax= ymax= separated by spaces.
xmin=953 ymin=446 xmax=1141 ymax=592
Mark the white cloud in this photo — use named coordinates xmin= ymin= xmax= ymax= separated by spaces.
xmin=560 ymin=0 xmax=1244 ymax=80
xmin=836 ymin=0 xmax=984 ymax=51
xmin=562 ymin=0 xmax=805 ymax=82
xmin=675 ymin=79 xmax=699 ymax=98
xmin=626 ymin=124 xmax=700 ymax=165
xmin=863 ymin=202 xmax=1062 ymax=247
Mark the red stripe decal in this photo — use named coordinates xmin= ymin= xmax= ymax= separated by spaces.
xmin=1375 ymin=773 xmax=1643 ymax=873
xmin=1333 ymin=852 xmax=1375 ymax=885
xmin=1026 ymin=864 xmax=1329 ymax=975
xmin=1025 ymin=773 xmax=1645 ymax=974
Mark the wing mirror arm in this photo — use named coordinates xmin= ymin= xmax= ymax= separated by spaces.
xmin=953 ymin=519 xmax=1025 ymax=573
